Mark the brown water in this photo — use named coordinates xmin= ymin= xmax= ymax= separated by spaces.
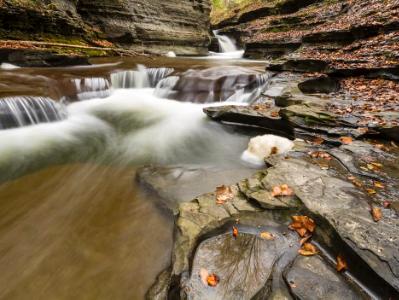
xmin=0 ymin=56 xmax=267 ymax=299
xmin=0 ymin=163 xmax=173 ymax=300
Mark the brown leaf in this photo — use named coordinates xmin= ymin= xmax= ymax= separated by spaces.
xmin=232 ymin=226 xmax=239 ymax=239
xmin=207 ymin=274 xmax=220 ymax=287
xmin=383 ymin=201 xmax=391 ymax=208
xmin=291 ymin=216 xmax=316 ymax=233
xmin=298 ymin=243 xmax=318 ymax=256
xmin=271 ymin=146 xmax=278 ymax=155
xmin=366 ymin=188 xmax=377 ymax=195
xmin=336 ymin=255 xmax=348 ymax=272
xmin=312 ymin=136 xmax=324 ymax=145
xmin=215 ymin=185 xmax=234 ymax=204
xmin=340 ymin=136 xmax=353 ymax=145
xmin=270 ymin=111 xmax=279 ymax=118
xmin=272 ymin=184 xmax=294 ymax=197
xmin=260 ymin=231 xmax=275 ymax=240
xmin=371 ymin=207 xmax=382 ymax=222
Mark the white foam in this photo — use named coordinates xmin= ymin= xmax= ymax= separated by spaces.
xmin=1 ymin=63 xmax=20 ymax=70
xmin=241 ymin=134 xmax=294 ymax=166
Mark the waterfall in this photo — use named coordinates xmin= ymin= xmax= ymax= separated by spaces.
xmin=72 ymin=77 xmax=111 ymax=100
xmin=213 ymin=30 xmax=239 ymax=53
xmin=111 ymin=65 xmax=174 ymax=89
xmin=0 ymin=96 xmax=66 ymax=129
xmin=210 ymin=30 xmax=245 ymax=59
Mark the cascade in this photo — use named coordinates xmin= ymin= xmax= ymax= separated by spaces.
xmin=72 ymin=77 xmax=111 ymax=100
xmin=110 ymin=66 xmax=174 ymax=89
xmin=0 ymin=96 xmax=66 ymax=129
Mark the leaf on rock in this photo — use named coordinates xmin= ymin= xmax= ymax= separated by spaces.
xmin=340 ymin=136 xmax=353 ymax=145
xmin=271 ymin=146 xmax=278 ymax=155
xmin=312 ymin=136 xmax=325 ymax=145
xmin=215 ymin=185 xmax=234 ymax=204
xmin=373 ymin=181 xmax=385 ymax=189
xmin=366 ymin=188 xmax=377 ymax=195
xmin=336 ymin=255 xmax=348 ymax=272
xmin=270 ymin=111 xmax=279 ymax=118
xmin=289 ymin=215 xmax=316 ymax=237
xmin=383 ymin=201 xmax=391 ymax=208
xmin=298 ymin=243 xmax=318 ymax=256
xmin=272 ymin=184 xmax=294 ymax=197
xmin=260 ymin=231 xmax=275 ymax=240
xmin=232 ymin=226 xmax=239 ymax=239
xmin=371 ymin=207 xmax=382 ymax=222
xmin=207 ymin=274 xmax=220 ymax=287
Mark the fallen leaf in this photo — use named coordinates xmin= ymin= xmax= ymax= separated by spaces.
xmin=371 ymin=207 xmax=382 ymax=222
xmin=347 ymin=175 xmax=363 ymax=187
xmin=272 ymin=184 xmax=294 ymax=197
xmin=271 ymin=146 xmax=278 ymax=155
xmin=336 ymin=255 xmax=348 ymax=272
xmin=383 ymin=201 xmax=391 ymax=208
xmin=270 ymin=111 xmax=279 ymax=118
xmin=291 ymin=216 xmax=316 ymax=233
xmin=298 ymin=243 xmax=318 ymax=256
xmin=340 ymin=136 xmax=353 ymax=144
xmin=312 ymin=136 xmax=324 ymax=145
xmin=374 ymin=181 xmax=385 ymax=189
xmin=260 ymin=231 xmax=275 ymax=240
xmin=200 ymin=268 xmax=209 ymax=285
xmin=232 ymin=226 xmax=239 ymax=239
xmin=207 ymin=274 xmax=220 ymax=287
xmin=289 ymin=215 xmax=316 ymax=237
xmin=366 ymin=188 xmax=377 ymax=195
xmin=215 ymin=185 xmax=234 ymax=204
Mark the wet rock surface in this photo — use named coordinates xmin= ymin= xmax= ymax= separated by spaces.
xmin=147 ymin=138 xmax=399 ymax=299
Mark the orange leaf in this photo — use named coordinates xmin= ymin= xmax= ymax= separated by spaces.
xmin=373 ymin=181 xmax=385 ymax=189
xmin=291 ymin=216 xmax=316 ymax=233
xmin=232 ymin=226 xmax=239 ymax=239
xmin=207 ymin=274 xmax=220 ymax=287
xmin=340 ymin=136 xmax=353 ymax=145
xmin=260 ymin=231 xmax=275 ymax=240
xmin=371 ymin=207 xmax=382 ymax=222
xmin=270 ymin=111 xmax=279 ymax=118
xmin=312 ymin=136 xmax=325 ymax=145
xmin=366 ymin=188 xmax=377 ymax=195
xmin=215 ymin=185 xmax=234 ymax=204
xmin=336 ymin=255 xmax=347 ymax=272
xmin=272 ymin=184 xmax=294 ymax=197
xmin=298 ymin=243 xmax=318 ymax=256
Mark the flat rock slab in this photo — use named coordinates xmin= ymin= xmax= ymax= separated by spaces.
xmin=184 ymin=228 xmax=298 ymax=300
xmin=286 ymin=256 xmax=360 ymax=300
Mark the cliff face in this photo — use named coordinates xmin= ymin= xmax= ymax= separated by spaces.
xmin=0 ymin=0 xmax=211 ymax=56
xmin=214 ymin=0 xmax=399 ymax=70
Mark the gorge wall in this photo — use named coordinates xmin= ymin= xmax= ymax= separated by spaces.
xmin=0 ymin=0 xmax=211 ymax=57
xmin=214 ymin=0 xmax=399 ymax=71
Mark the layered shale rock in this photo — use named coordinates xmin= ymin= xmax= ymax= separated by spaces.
xmin=0 ymin=0 xmax=211 ymax=62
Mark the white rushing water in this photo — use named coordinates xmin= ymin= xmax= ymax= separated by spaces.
xmin=211 ymin=30 xmax=245 ymax=59
xmin=0 ymin=88 xmax=250 ymax=180
xmin=0 ymin=96 xmax=66 ymax=129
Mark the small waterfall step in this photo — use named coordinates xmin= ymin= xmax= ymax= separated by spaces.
xmin=0 ymin=96 xmax=66 ymax=130
xmin=111 ymin=66 xmax=174 ymax=89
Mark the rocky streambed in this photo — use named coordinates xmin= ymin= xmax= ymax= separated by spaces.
xmin=137 ymin=63 xmax=399 ymax=299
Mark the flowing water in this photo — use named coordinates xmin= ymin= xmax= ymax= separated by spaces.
xmin=0 ymin=56 xmax=268 ymax=299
